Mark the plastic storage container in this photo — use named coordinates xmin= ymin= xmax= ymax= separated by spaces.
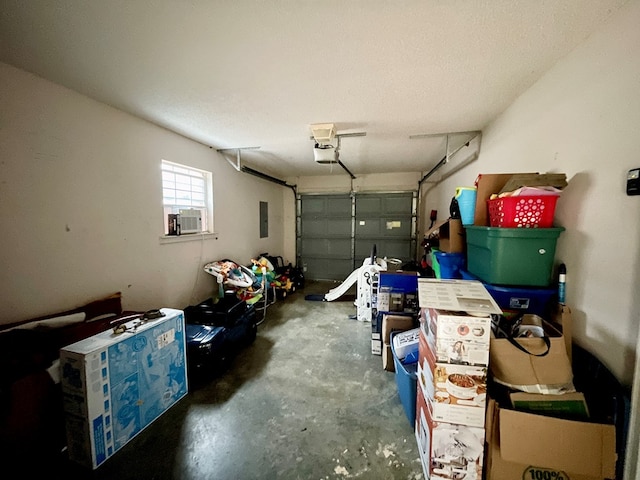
xmin=430 ymin=250 xmax=441 ymax=279
xmin=432 ymin=250 xmax=465 ymax=279
xmin=488 ymin=195 xmax=559 ymax=228
xmin=390 ymin=331 xmax=418 ymax=427
xmin=460 ymin=269 xmax=555 ymax=317
xmin=455 ymin=187 xmax=477 ymax=225
xmin=465 ymin=226 xmax=564 ymax=287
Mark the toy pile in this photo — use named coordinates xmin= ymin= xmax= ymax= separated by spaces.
xmin=204 ymin=259 xmax=264 ymax=304
xmin=257 ymin=253 xmax=305 ymax=300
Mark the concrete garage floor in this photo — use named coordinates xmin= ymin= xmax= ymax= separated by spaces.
xmin=57 ymin=280 xmax=424 ymax=480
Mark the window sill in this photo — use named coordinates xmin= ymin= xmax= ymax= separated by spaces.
xmin=159 ymin=232 xmax=218 ymax=244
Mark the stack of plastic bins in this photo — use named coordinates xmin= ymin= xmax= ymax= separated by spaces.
xmin=390 ymin=331 xmax=418 ymax=426
xmin=465 ymin=192 xmax=564 ymax=317
xmin=460 ymin=269 xmax=555 ymax=318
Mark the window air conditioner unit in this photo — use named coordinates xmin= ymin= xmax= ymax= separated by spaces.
xmin=179 ymin=209 xmax=202 ymax=234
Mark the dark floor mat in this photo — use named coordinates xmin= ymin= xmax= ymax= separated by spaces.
xmin=304 ymin=294 xmax=326 ymax=301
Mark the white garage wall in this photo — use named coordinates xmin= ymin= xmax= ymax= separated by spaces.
xmin=422 ymin=0 xmax=640 ymax=386
xmin=0 ymin=62 xmax=284 ymax=324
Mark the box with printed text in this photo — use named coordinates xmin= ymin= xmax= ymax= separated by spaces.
xmin=376 ymin=272 xmax=419 ymax=313
xmin=60 ymin=308 xmax=188 ymax=469
xmin=417 ymin=353 xmax=488 ymax=428
xmin=415 ymin=386 xmax=485 ymax=480
xmin=420 ymin=307 xmax=492 ymax=367
xmin=417 ymin=278 xmax=502 ymax=316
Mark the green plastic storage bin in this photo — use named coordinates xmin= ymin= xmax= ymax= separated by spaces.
xmin=465 ymin=226 xmax=564 ymax=287
xmin=430 ymin=249 xmax=441 ymax=279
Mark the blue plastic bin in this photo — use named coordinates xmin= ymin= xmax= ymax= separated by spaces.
xmin=433 ymin=251 xmax=466 ymax=279
xmin=460 ymin=269 xmax=555 ymax=317
xmin=390 ymin=332 xmax=418 ymax=427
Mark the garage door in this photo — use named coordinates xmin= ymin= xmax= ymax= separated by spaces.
xmin=354 ymin=192 xmax=417 ymax=265
xmin=298 ymin=192 xmax=417 ymax=281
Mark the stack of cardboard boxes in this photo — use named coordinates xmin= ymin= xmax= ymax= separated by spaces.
xmin=410 ymin=282 xmax=618 ymax=480
xmin=464 ymin=173 xmax=618 ymax=479
xmin=407 ymin=172 xmax=621 ymax=479
xmin=415 ymin=278 xmax=502 ymax=479
xmin=484 ymin=304 xmax=618 ymax=480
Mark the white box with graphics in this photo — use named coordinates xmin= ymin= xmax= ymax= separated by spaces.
xmin=60 ymin=308 xmax=188 ymax=469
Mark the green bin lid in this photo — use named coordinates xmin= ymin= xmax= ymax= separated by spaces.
xmin=465 ymin=226 xmax=565 ymax=238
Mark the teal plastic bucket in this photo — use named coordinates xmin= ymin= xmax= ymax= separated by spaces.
xmin=455 ymin=187 xmax=477 ymax=225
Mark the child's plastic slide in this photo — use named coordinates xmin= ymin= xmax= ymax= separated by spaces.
xmin=324 ymin=255 xmax=387 ymax=303
xmin=324 ymin=268 xmax=360 ymax=302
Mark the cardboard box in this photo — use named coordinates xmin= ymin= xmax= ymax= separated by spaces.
xmin=382 ymin=344 xmax=394 ymax=372
xmin=474 ymin=174 xmax=522 ymax=226
xmin=371 ymin=338 xmax=383 ymax=356
xmin=551 ymin=303 xmax=573 ymax=362
xmin=372 ymin=311 xmax=384 ymax=355
xmin=417 ymin=278 xmax=502 ymax=316
xmin=509 ymin=392 xmax=590 ymax=421
xmin=60 ymin=308 xmax=188 ymax=469
xmin=498 ymin=173 xmax=568 ymax=195
xmin=418 ymin=321 xmax=435 ymax=360
xmin=376 ymin=271 xmax=419 ymax=313
xmin=374 ymin=314 xmax=418 ymax=356
xmin=381 ymin=314 xmax=416 ymax=371
xmin=424 ymin=218 xmax=465 ymax=253
xmin=472 ymin=173 xmax=534 ymax=226
xmin=489 ymin=319 xmax=574 ymax=394
xmin=377 ymin=291 xmax=419 ymax=313
xmin=486 ymin=400 xmax=616 ymax=480
xmin=382 ymin=314 xmax=416 ymax=345
xmin=421 ymin=307 xmax=492 ymax=367
xmin=373 ymin=272 xmax=419 ymax=355
xmin=414 ymin=279 xmax=495 ymax=428
xmin=473 ymin=172 xmax=567 ymax=226
xmin=417 ymin=356 xmax=488 ymax=428
xmin=415 ymin=387 xmax=485 ymax=480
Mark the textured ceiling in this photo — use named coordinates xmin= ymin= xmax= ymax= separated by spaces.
xmin=0 ymin=0 xmax=628 ymax=179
